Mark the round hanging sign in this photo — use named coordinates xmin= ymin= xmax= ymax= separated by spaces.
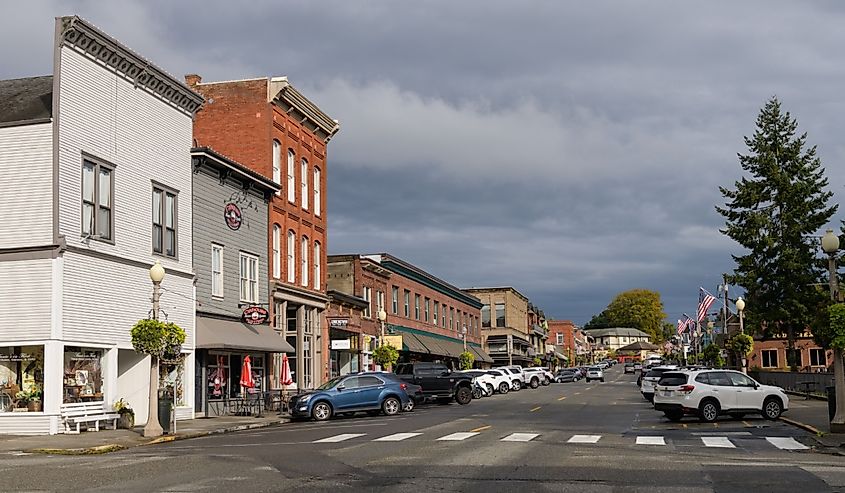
xmin=224 ymin=203 xmax=242 ymax=230
xmin=242 ymin=306 xmax=269 ymax=325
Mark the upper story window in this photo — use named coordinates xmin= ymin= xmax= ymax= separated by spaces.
xmin=556 ymin=333 xmax=563 ymax=345
xmin=301 ymin=236 xmax=309 ymax=287
xmin=287 ymin=149 xmax=295 ymax=203
xmin=272 ymin=140 xmax=281 ymax=195
xmin=424 ymin=298 xmax=430 ymax=322
xmin=414 ymin=294 xmax=420 ymax=320
xmin=212 ymin=244 xmax=223 ymax=298
xmin=152 ymin=185 xmax=177 ymax=258
xmin=481 ymin=304 xmax=491 ymax=327
xmin=239 ymin=252 xmax=258 ymax=303
xmin=300 ymin=158 xmax=308 ymax=210
xmin=272 ymin=225 xmax=281 ymax=279
xmin=392 ymin=286 xmax=399 ymax=314
xmin=287 ymin=230 xmax=295 ymax=283
xmin=404 ymin=290 xmax=410 ymax=317
xmin=449 ymin=307 xmax=455 ymax=331
xmin=377 ymin=290 xmax=385 ymax=313
xmin=441 ymin=305 xmax=447 ymax=328
xmin=433 ymin=302 xmax=439 ymax=326
xmin=495 ymin=303 xmax=506 ymax=327
xmin=313 ymin=167 xmax=321 ymax=216
xmin=363 ymin=287 xmax=372 ymax=318
xmin=313 ymin=241 xmax=321 ymax=290
xmin=82 ymin=159 xmax=114 ymax=241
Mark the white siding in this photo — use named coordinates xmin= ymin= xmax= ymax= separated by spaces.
xmin=0 ymin=415 xmax=54 ymax=435
xmin=0 ymin=123 xmax=53 ymax=248
xmin=56 ymin=47 xmax=194 ymax=276
xmin=0 ymin=258 xmax=52 ymax=341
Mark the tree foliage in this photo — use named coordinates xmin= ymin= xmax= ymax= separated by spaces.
xmin=728 ymin=334 xmax=754 ymax=356
xmin=827 ymin=304 xmax=845 ymax=351
xmin=702 ymin=344 xmax=725 ymax=367
xmin=598 ymin=289 xmax=668 ymax=343
xmin=716 ymin=97 xmax=836 ymax=368
xmin=459 ymin=351 xmax=475 ymax=370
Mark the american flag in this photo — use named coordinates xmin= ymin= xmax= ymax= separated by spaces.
xmin=676 ymin=316 xmax=690 ymax=335
xmin=697 ymin=287 xmax=717 ymax=322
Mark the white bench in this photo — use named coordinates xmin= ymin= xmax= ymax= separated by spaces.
xmin=60 ymin=402 xmax=120 ymax=433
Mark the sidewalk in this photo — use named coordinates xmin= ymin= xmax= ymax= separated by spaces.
xmin=0 ymin=414 xmax=289 ymax=455
xmin=781 ymin=393 xmax=845 ymax=448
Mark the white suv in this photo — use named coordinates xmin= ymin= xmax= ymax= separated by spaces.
xmin=523 ymin=368 xmax=552 ymax=388
xmin=485 ymin=369 xmax=514 ymax=394
xmin=585 ymin=366 xmax=604 ymax=382
xmin=640 ymin=366 xmax=679 ymax=402
xmin=653 ymin=369 xmax=789 ymax=423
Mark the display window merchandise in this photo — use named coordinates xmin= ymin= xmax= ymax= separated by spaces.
xmin=0 ymin=346 xmax=44 ymax=413
xmin=63 ymin=347 xmax=104 ymax=403
xmin=160 ymin=359 xmax=186 ymax=407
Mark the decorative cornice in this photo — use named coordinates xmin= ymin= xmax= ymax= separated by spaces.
xmin=269 ymin=77 xmax=339 ymax=143
xmin=58 ymin=16 xmax=204 ymax=115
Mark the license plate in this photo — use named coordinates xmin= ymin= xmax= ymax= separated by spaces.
xmin=662 ymin=391 xmax=672 ymax=396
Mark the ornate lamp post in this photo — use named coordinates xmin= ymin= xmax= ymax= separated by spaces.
xmin=822 ymin=229 xmax=845 ymax=432
xmin=144 ymin=261 xmax=165 ymax=438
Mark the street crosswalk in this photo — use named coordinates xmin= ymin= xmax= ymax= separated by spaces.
xmin=310 ymin=431 xmax=810 ymax=451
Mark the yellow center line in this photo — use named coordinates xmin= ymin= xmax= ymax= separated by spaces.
xmin=574 ymin=392 xmax=581 ymax=395
xmin=611 ymin=401 xmax=617 ymax=406
xmin=530 ymin=406 xmax=542 ymax=412
xmin=470 ymin=425 xmax=491 ymax=433
xmin=742 ymin=420 xmax=751 ymax=427
xmin=682 ymin=424 xmax=688 ymax=429
xmin=713 ymin=422 xmax=719 ymax=428
xmin=557 ymin=396 xmax=567 ymax=401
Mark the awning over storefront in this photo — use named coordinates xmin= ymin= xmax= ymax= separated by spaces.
xmin=196 ymin=316 xmax=294 ymax=352
xmin=552 ymin=351 xmax=568 ymax=361
xmin=401 ymin=332 xmax=429 ymax=354
xmin=469 ymin=345 xmax=494 ymax=363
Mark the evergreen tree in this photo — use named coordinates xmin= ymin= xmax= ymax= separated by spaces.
xmin=716 ymin=97 xmax=837 ymax=370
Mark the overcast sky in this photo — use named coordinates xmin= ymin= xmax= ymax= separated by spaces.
xmin=6 ymin=1 xmax=845 ymax=325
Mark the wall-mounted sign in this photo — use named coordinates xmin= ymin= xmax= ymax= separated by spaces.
xmin=329 ymin=318 xmax=349 ymax=328
xmin=242 ymin=306 xmax=269 ymax=325
xmin=224 ymin=203 xmax=243 ymax=230
xmin=383 ymin=335 xmax=403 ymax=350
xmin=331 ymin=339 xmax=351 ymax=350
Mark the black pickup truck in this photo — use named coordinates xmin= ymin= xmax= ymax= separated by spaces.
xmin=394 ymin=362 xmax=473 ymax=405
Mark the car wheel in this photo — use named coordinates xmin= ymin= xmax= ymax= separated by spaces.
xmin=512 ymin=380 xmax=522 ymax=391
xmin=729 ymin=412 xmax=746 ymax=419
xmin=311 ymin=401 xmax=332 ymax=421
xmin=530 ymin=378 xmax=540 ymax=389
xmin=586 ymin=378 xmax=591 ymax=383
xmin=665 ymin=410 xmax=683 ymax=422
xmin=455 ymin=386 xmax=472 ymax=405
xmin=763 ymin=397 xmax=783 ymax=420
xmin=382 ymin=396 xmax=401 ymax=416
xmin=600 ymin=378 xmax=605 ymax=383
xmin=498 ymin=382 xmax=510 ymax=394
xmin=486 ymin=383 xmax=495 ymax=395
xmin=472 ymin=386 xmax=483 ymax=399
xmin=542 ymin=378 xmax=550 ymax=386
xmin=403 ymin=399 xmax=415 ymax=412
xmin=698 ymin=399 xmax=720 ymax=423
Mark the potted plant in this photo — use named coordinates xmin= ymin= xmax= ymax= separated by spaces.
xmin=114 ymin=398 xmax=135 ymax=429
xmin=27 ymin=389 xmax=42 ymax=412
xmin=14 ymin=390 xmax=31 ymax=410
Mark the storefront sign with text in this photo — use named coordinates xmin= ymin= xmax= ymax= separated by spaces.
xmin=242 ymin=306 xmax=269 ymax=325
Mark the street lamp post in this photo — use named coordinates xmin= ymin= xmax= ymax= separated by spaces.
xmin=144 ymin=261 xmax=165 ymax=438
xmin=735 ymin=297 xmax=747 ymax=373
xmin=461 ymin=325 xmax=467 ymax=352
xmin=822 ymin=229 xmax=845 ymax=432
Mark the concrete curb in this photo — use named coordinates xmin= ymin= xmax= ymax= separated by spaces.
xmin=25 ymin=418 xmax=289 ymax=455
xmin=784 ymin=390 xmax=828 ymax=402
xmin=779 ymin=416 xmax=823 ymax=436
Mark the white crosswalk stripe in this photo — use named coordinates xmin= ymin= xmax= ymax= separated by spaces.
xmin=567 ymin=435 xmax=602 ymax=444
xmin=701 ymin=437 xmax=735 ymax=448
xmin=437 ymin=432 xmax=480 ymax=441
xmin=313 ymin=433 xmax=366 ymax=443
xmin=636 ymin=436 xmax=665 ymax=445
xmin=766 ymin=437 xmax=809 ymax=450
xmin=501 ymin=433 xmax=539 ymax=442
xmin=374 ymin=433 xmax=423 ymax=442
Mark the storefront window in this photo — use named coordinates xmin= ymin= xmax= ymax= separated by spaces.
xmin=0 ymin=346 xmax=44 ymax=412
xmin=207 ymin=354 xmax=229 ymax=400
xmin=63 ymin=347 xmax=103 ymax=403
xmin=207 ymin=353 xmax=267 ymax=400
xmin=159 ymin=359 xmax=185 ymax=406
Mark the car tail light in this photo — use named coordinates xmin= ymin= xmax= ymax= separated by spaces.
xmin=679 ymin=385 xmax=695 ymax=393
xmin=400 ymin=383 xmax=407 ymax=390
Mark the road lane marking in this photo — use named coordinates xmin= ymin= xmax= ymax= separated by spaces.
xmin=501 ymin=433 xmax=539 ymax=442
xmin=636 ymin=436 xmax=665 ymax=446
xmin=713 ymin=423 xmax=719 ymax=428
xmin=470 ymin=425 xmax=491 ymax=433
xmin=313 ymin=433 xmax=366 ymax=443
xmin=530 ymin=406 xmax=542 ymax=412
xmin=611 ymin=401 xmax=617 ymax=405
xmin=742 ymin=421 xmax=752 ymax=427
xmin=766 ymin=437 xmax=809 ymax=450
xmin=374 ymin=433 xmax=422 ymax=442
xmin=701 ymin=437 xmax=735 ymax=448
xmin=574 ymin=392 xmax=581 ymax=395
xmin=568 ymin=435 xmax=601 ymax=444
xmin=438 ymin=432 xmax=479 ymax=441
xmin=557 ymin=396 xmax=567 ymax=401
xmin=682 ymin=424 xmax=688 ymax=429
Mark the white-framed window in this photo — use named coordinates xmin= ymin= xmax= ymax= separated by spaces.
xmin=377 ymin=290 xmax=385 ymax=313
xmin=301 ymin=158 xmax=308 ymax=210
xmin=287 ymin=230 xmax=295 ymax=283
xmin=424 ymin=297 xmax=430 ymax=322
xmin=152 ymin=186 xmax=178 ymax=257
xmin=272 ymin=225 xmax=281 ymax=279
xmin=392 ymin=286 xmax=399 ymax=314
xmin=433 ymin=302 xmax=439 ymax=326
xmin=287 ymin=149 xmax=295 ymax=203
xmin=363 ymin=286 xmax=372 ymax=318
xmin=239 ymin=252 xmax=258 ymax=303
xmin=82 ymin=159 xmax=114 ymax=241
xmin=301 ymin=236 xmax=309 ymax=287
xmin=313 ymin=167 xmax=321 ymax=216
xmin=810 ymin=348 xmax=826 ymax=367
xmin=313 ymin=241 xmax=321 ymax=290
xmin=761 ymin=349 xmax=779 ymax=368
xmin=272 ymin=140 xmax=281 ymax=195
xmin=212 ymin=244 xmax=224 ymax=297
xmin=414 ymin=294 xmax=420 ymax=320
xmin=556 ymin=333 xmax=563 ymax=345
xmin=404 ymin=290 xmax=410 ymax=317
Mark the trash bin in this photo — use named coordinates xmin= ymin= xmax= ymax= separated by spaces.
xmin=827 ymin=386 xmax=836 ymax=422
xmin=158 ymin=395 xmax=173 ymax=434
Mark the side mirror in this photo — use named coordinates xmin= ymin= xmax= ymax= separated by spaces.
xmin=336 ymin=385 xmax=345 ymax=391
xmin=441 ymin=370 xmax=451 ymax=376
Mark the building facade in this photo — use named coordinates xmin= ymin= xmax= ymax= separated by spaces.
xmin=583 ymin=327 xmax=652 ymax=353
xmin=0 ymin=16 xmax=202 ymax=433
xmin=465 ymin=287 xmax=533 ymax=367
xmin=188 ymin=75 xmax=338 ymax=390
xmin=527 ymin=304 xmax=549 ymax=365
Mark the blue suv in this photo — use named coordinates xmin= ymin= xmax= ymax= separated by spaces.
xmin=289 ymin=372 xmax=411 ymax=421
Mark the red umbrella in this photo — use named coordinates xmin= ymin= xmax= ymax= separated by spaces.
xmin=280 ymin=353 xmax=294 ymax=386
xmin=240 ymin=355 xmax=255 ymax=389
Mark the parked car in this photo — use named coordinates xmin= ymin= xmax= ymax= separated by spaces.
xmin=402 ymin=381 xmax=424 ymax=411
xmin=585 ymin=366 xmax=604 ymax=382
xmin=640 ymin=366 xmax=679 ymax=402
xmin=633 ymin=362 xmax=643 ymax=371
xmin=653 ymin=369 xmax=789 ymax=423
xmin=554 ymin=368 xmax=581 ymax=383
xmin=289 ymin=372 xmax=410 ymax=421
xmin=523 ymin=368 xmax=549 ymax=388
xmin=485 ymin=369 xmax=513 ymax=394
xmin=624 ymin=362 xmax=635 ymax=374
xmin=394 ymin=362 xmax=474 ymax=405
xmin=457 ymin=370 xmax=498 ymax=397
xmin=496 ymin=366 xmax=525 ymax=390
xmin=596 ymin=361 xmax=609 ymax=370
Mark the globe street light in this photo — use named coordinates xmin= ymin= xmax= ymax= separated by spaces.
xmin=735 ymin=297 xmax=745 ymax=335
xmin=822 ymin=228 xmax=845 ymax=432
xmin=144 ymin=261 xmax=165 ymax=438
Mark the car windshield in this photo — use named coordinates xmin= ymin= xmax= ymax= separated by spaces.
xmin=588 ymin=367 xmax=600 ymax=371
xmin=658 ymin=373 xmax=688 ymax=386
xmin=316 ymin=376 xmax=344 ymax=390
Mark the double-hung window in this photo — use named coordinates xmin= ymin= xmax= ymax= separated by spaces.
xmin=761 ymin=349 xmax=779 ymax=368
xmin=810 ymin=348 xmax=826 ymax=367
xmin=313 ymin=241 xmax=321 ymax=289
xmin=414 ymin=294 xmax=420 ymax=320
xmin=495 ymin=303 xmax=506 ymax=327
xmin=301 ymin=236 xmax=309 ymax=287
xmin=433 ymin=302 xmax=439 ymax=326
xmin=152 ymin=185 xmax=177 ymax=257
xmin=287 ymin=149 xmax=295 ymax=203
xmin=377 ymin=290 xmax=385 ymax=314
xmin=211 ymin=244 xmax=224 ymax=297
xmin=239 ymin=252 xmax=258 ymax=303
xmin=313 ymin=167 xmax=321 ymax=216
xmin=82 ymin=159 xmax=113 ymax=241
xmin=392 ymin=286 xmax=399 ymax=314
xmin=272 ymin=225 xmax=281 ymax=279
xmin=287 ymin=230 xmax=295 ymax=283
xmin=404 ymin=290 xmax=410 ymax=317
xmin=301 ymin=158 xmax=308 ymax=210
xmin=424 ymin=298 xmax=430 ymax=322
xmin=363 ymin=287 xmax=372 ymax=318
xmin=272 ymin=140 xmax=281 ymax=195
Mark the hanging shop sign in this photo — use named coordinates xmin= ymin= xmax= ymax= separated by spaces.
xmin=224 ymin=203 xmax=243 ymax=230
xmin=329 ymin=318 xmax=349 ymax=328
xmin=331 ymin=339 xmax=351 ymax=350
xmin=242 ymin=306 xmax=269 ymax=325
xmin=383 ymin=335 xmax=403 ymax=349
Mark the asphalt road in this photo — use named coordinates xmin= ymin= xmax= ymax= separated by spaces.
xmin=4 ymin=366 xmax=845 ymax=492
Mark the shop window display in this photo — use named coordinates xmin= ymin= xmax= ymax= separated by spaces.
xmin=0 ymin=346 xmax=45 ymax=412
xmin=63 ymin=347 xmax=104 ymax=403
xmin=159 ymin=359 xmax=185 ymax=407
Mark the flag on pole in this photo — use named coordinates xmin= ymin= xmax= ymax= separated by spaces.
xmin=697 ymin=287 xmax=717 ymax=322
xmin=677 ymin=315 xmax=691 ymax=335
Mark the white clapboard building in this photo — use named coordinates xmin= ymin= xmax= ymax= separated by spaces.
xmin=0 ymin=16 xmax=202 ymax=434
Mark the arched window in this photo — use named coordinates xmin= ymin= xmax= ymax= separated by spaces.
xmin=301 ymin=158 xmax=308 ymax=210
xmin=301 ymin=235 xmax=309 ymax=287
xmin=272 ymin=140 xmax=281 ymax=195
xmin=287 ymin=149 xmax=295 ymax=203
xmin=313 ymin=241 xmax=321 ymax=290
xmin=287 ymin=230 xmax=295 ymax=283
xmin=313 ymin=167 xmax=321 ymax=216
xmin=272 ymin=224 xmax=281 ymax=279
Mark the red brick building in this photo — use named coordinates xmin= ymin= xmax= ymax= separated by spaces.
xmin=187 ymin=75 xmax=339 ymax=389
